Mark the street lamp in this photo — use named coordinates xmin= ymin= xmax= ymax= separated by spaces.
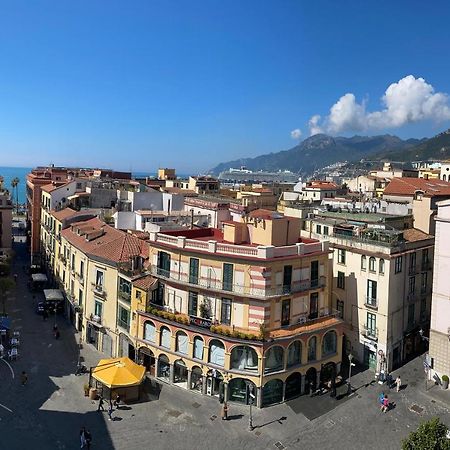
xmin=248 ymin=384 xmax=255 ymax=431
xmin=347 ymin=353 xmax=355 ymax=395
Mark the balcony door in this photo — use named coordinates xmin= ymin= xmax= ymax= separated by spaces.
xmin=283 ymin=266 xmax=292 ymax=294
xmin=157 ymin=252 xmax=171 ymax=277
xmin=310 ymin=261 xmax=319 ymax=288
xmin=309 ymin=292 xmax=318 ymax=320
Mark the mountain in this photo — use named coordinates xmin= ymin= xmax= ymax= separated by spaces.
xmin=210 ymin=134 xmax=423 ymax=176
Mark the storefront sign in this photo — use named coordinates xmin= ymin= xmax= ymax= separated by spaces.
xmin=190 ymin=316 xmax=212 ymax=329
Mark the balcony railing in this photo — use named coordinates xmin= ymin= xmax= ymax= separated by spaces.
xmin=151 ymin=265 xmax=326 ymax=298
xmin=117 ymin=318 xmax=130 ymax=331
xmin=421 ymin=261 xmax=432 ymax=271
xmin=91 ymin=283 xmax=107 ymax=298
xmin=362 ymin=324 xmax=378 ymax=340
xmin=407 ymin=291 xmax=416 ymax=302
xmin=75 ymin=272 xmax=85 ymax=286
xmin=408 ymin=266 xmax=418 ymax=276
xmin=364 ymin=297 xmax=378 ymax=309
xmin=118 ymin=290 xmax=131 ymax=302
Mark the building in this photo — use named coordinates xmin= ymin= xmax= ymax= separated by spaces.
xmin=0 ymin=177 xmax=13 ymax=255
xmin=344 ymin=175 xmax=390 ymax=199
xmin=440 ymin=162 xmax=450 ymax=181
xmin=133 ymin=210 xmax=344 ymax=407
xmin=429 ymin=199 xmax=450 ymax=379
xmin=157 ymin=168 xmax=176 ymax=181
xmin=302 ymin=210 xmax=434 ymax=372
xmin=383 ymin=177 xmax=450 ymax=235
xmin=188 ymin=176 xmax=220 ymax=195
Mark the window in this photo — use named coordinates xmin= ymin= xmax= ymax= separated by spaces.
xmin=322 ymin=331 xmax=337 ymax=356
xmin=188 ymin=291 xmax=198 ymax=316
xmin=193 ymin=336 xmax=204 ymax=360
xmin=264 ymin=346 xmax=284 ymax=373
xmin=221 ymin=298 xmax=232 ymax=325
xmin=323 ymin=226 xmax=329 ymax=236
xmin=409 ymin=276 xmax=416 ymax=294
xmin=309 ymin=292 xmax=319 ymax=319
xmin=144 ymin=321 xmax=156 ymax=342
xmin=361 ymin=255 xmax=367 ymax=271
xmin=366 ymin=312 xmax=376 ymax=336
xmin=379 ymin=259 xmax=385 ymax=274
xmin=367 ymin=280 xmax=377 ymax=306
xmin=287 ymin=341 xmax=302 ymax=367
xmin=409 ymin=252 xmax=417 ymax=274
xmin=283 ymin=265 xmax=292 ymax=293
xmin=369 ymin=257 xmax=376 ymax=272
xmin=209 ymin=340 xmax=225 ymax=366
xmin=80 ymin=260 xmax=84 ymax=279
xmin=337 ymin=300 xmax=344 ymax=319
xmin=117 ymin=305 xmax=130 ymax=331
xmin=94 ymin=300 xmax=103 ymax=318
xmin=281 ymin=299 xmax=291 ymax=326
xmin=118 ymin=277 xmax=131 ymax=302
xmin=421 ymin=272 xmax=428 ymax=293
xmin=189 ymin=258 xmax=199 ymax=285
xmin=337 ymin=271 xmax=345 ymax=289
xmin=395 ymin=256 xmax=403 ymax=274
xmin=222 ymin=263 xmax=233 ymax=291
xmin=310 ymin=261 xmax=319 ymax=288
xmin=316 ymin=224 xmax=322 ymax=234
xmin=407 ymin=303 xmax=415 ymax=326
xmin=421 ymin=249 xmax=429 ymax=271
xmin=337 ymin=249 xmax=346 ymax=264
xmin=307 ymin=336 xmax=317 ymax=361
xmin=71 ymin=254 xmax=75 ymax=270
xmin=157 ymin=251 xmax=171 ymax=277
xmin=231 ymin=346 xmax=258 ymax=371
xmin=95 ymin=270 xmax=104 ymax=287
xmin=160 ymin=326 xmax=171 ymax=348
xmin=176 ymin=331 xmax=188 ymax=354
xmin=79 ymin=289 xmax=83 ymax=307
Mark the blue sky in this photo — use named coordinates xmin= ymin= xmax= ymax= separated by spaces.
xmin=1 ymin=1 xmax=450 ymax=173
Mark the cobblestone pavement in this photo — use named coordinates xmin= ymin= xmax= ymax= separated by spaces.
xmin=1 ymin=241 xmax=449 ymax=450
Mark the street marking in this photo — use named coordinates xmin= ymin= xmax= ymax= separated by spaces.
xmin=0 ymin=358 xmax=15 ymax=379
xmin=0 ymin=403 xmax=13 ymax=413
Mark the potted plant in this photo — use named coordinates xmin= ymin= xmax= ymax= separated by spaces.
xmin=442 ymin=375 xmax=449 ymax=390
xmin=83 ymin=383 xmax=90 ymax=396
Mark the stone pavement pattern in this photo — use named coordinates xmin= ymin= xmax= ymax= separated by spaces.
xmin=0 ymin=240 xmax=449 ymax=450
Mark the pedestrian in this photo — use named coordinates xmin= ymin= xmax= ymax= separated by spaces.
xmin=80 ymin=427 xmax=87 ymax=448
xmin=107 ymin=401 xmax=114 ymax=421
xmin=378 ymin=391 xmax=384 ymax=409
xmin=0 ymin=342 xmax=4 ymax=358
xmin=221 ymin=402 xmax=229 ymax=421
xmin=113 ymin=393 xmax=121 ymax=409
xmin=13 ymin=273 xmax=18 ymax=283
xmin=85 ymin=429 xmax=92 ymax=450
xmin=97 ymin=396 xmax=105 ymax=412
xmin=382 ymin=395 xmax=390 ymax=413
xmin=396 ymin=375 xmax=402 ymax=392
xmin=42 ymin=309 xmax=48 ymax=321
xmin=21 ymin=371 xmax=28 ymax=386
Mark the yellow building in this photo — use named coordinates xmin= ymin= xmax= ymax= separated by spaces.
xmin=133 ymin=209 xmax=344 ymax=407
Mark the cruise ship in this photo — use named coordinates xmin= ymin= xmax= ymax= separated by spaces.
xmin=218 ymin=167 xmax=300 ymax=183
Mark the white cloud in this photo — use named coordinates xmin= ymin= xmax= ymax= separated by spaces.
xmin=290 ymin=128 xmax=302 ymax=139
xmin=308 ymin=75 xmax=450 ymax=135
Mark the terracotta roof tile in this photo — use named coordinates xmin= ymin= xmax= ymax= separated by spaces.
xmin=132 ymin=275 xmax=157 ymax=291
xmin=384 ymin=177 xmax=450 ymax=197
xmin=403 ymin=228 xmax=434 ymax=242
xmin=51 ymin=208 xmax=78 ymax=221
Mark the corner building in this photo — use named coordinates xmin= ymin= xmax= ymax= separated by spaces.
xmin=134 ymin=210 xmax=344 ymax=407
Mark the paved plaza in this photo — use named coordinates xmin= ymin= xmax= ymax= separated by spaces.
xmin=1 ymin=240 xmax=449 ymax=450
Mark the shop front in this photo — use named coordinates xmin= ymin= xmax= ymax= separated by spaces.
xmin=138 ymin=346 xmax=156 ymax=376
xmin=228 ymin=378 xmax=256 ymax=405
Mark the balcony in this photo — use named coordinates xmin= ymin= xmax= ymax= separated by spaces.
xmin=364 ymin=297 xmax=378 ymax=310
xmin=150 ymin=265 xmax=326 ymax=298
xmin=117 ymin=318 xmax=130 ymax=331
xmin=362 ymin=324 xmax=378 ymax=340
xmin=91 ymin=283 xmax=107 ymax=298
xmin=118 ymin=290 xmax=131 ymax=302
xmin=408 ymin=266 xmax=418 ymax=276
xmin=90 ymin=314 xmax=102 ymax=324
xmin=420 ymin=285 xmax=430 ymax=296
xmin=421 ymin=261 xmax=432 ymax=271
xmin=75 ymin=272 xmax=85 ymax=286
xmin=407 ymin=291 xmax=416 ymax=302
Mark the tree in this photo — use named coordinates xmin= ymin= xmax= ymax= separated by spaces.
xmin=0 ymin=277 xmax=16 ymax=316
xmin=10 ymin=177 xmax=19 ymax=213
xmin=402 ymin=418 xmax=450 ymax=450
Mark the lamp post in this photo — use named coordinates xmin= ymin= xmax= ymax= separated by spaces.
xmin=248 ymin=384 xmax=255 ymax=431
xmin=347 ymin=353 xmax=355 ymax=396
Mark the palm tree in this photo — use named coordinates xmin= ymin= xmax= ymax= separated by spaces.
xmin=10 ymin=177 xmax=19 ymax=214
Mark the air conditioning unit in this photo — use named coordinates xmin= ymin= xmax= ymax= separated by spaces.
xmin=92 ymin=315 xmax=101 ymax=323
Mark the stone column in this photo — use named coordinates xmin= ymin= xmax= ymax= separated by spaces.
xmin=187 ymin=369 xmax=192 ymax=390
xmin=154 ymin=357 xmax=159 ymax=378
xmin=316 ymin=370 xmax=321 ymax=388
xmin=300 ymin=375 xmax=305 ymax=395
xmin=224 ymin=382 xmax=229 ymax=401
xmin=256 ymin=386 xmax=263 ymax=408
xmin=202 ymin=375 xmax=208 ymax=395
xmin=169 ymin=364 xmax=175 ymax=384
xmin=282 ymin=381 xmax=287 ymax=401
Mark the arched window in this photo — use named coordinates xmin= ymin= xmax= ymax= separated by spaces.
xmin=209 ymin=339 xmax=225 ymax=366
xmin=443 ymin=174 xmax=447 ymax=181
xmin=264 ymin=346 xmax=284 ymax=373
xmin=262 ymin=379 xmax=284 ymax=406
xmin=193 ymin=336 xmax=204 ymax=360
xmin=322 ymin=331 xmax=337 ymax=356
xmin=176 ymin=331 xmax=188 ymax=354
xmin=308 ymin=336 xmax=317 ymax=362
xmin=230 ymin=346 xmax=258 ymax=371
xmin=379 ymin=258 xmax=385 ymax=274
xmin=361 ymin=255 xmax=367 ymax=270
xmin=160 ymin=326 xmax=171 ymax=349
xmin=143 ymin=321 xmax=156 ymax=342
xmin=369 ymin=257 xmax=376 ymax=272
xmin=287 ymin=341 xmax=302 ymax=367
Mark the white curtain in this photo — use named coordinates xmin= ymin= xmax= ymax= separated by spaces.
xmin=194 ymin=337 xmax=204 ymax=360
xmin=287 ymin=341 xmax=301 ymax=366
xmin=144 ymin=322 xmax=156 ymax=342
xmin=209 ymin=342 xmax=225 ymax=366
xmin=177 ymin=332 xmax=188 ymax=354
xmin=161 ymin=328 xmax=171 ymax=349
xmin=265 ymin=347 xmax=283 ymax=371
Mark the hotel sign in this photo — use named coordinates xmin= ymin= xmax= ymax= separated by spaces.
xmin=190 ymin=316 xmax=212 ymax=329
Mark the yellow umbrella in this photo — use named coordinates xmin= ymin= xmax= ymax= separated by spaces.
xmin=91 ymin=357 xmax=145 ymax=388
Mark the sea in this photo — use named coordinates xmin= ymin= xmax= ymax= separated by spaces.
xmin=0 ymin=166 xmax=31 ymax=205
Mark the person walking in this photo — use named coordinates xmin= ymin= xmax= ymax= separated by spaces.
xmin=97 ymin=396 xmax=105 ymax=412
xmin=21 ymin=371 xmax=28 ymax=386
xmin=221 ymin=402 xmax=229 ymax=421
xmin=378 ymin=392 xmax=384 ymax=410
xmin=80 ymin=427 xmax=88 ymax=448
xmin=381 ymin=395 xmax=390 ymax=413
xmin=396 ymin=375 xmax=402 ymax=392
xmin=84 ymin=429 xmax=92 ymax=449
xmin=107 ymin=401 xmax=114 ymax=421
xmin=113 ymin=393 xmax=121 ymax=409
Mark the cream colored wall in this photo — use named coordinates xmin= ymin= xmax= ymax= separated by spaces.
xmin=412 ymin=197 xmax=434 ymax=235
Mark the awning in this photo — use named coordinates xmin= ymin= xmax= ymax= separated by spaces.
xmin=0 ymin=316 xmax=11 ymax=330
xmin=92 ymin=357 xmax=145 ymax=388
xmin=43 ymin=289 xmax=64 ymax=302
xmin=32 ymin=273 xmax=48 ymax=282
